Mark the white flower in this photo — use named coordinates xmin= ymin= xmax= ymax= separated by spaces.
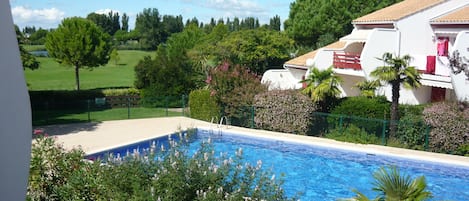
xmin=271 ymin=174 xmax=275 ymax=181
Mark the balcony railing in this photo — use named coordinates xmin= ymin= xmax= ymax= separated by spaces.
xmin=333 ymin=52 xmax=362 ymax=70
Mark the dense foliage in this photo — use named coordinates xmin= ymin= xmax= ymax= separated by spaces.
xmin=188 ymin=89 xmax=221 ymax=122
xmin=134 ymin=24 xmax=204 ymax=105
xmin=28 ymin=130 xmax=295 ymax=201
xmin=206 ymin=62 xmax=268 ymax=127
xmin=285 ymin=0 xmax=401 ymax=47
xmin=254 ymin=90 xmax=316 ymax=135
xmin=46 ymin=17 xmax=112 ymax=90
xmin=301 ymin=67 xmax=342 ymax=112
xmin=325 ymin=124 xmax=379 ymax=144
xmin=423 ymin=102 xmax=469 ymax=154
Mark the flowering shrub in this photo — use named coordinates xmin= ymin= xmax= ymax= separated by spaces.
xmin=28 ymin=130 xmax=295 ymax=200
xmin=254 ymin=90 xmax=316 ymax=135
xmin=207 ymin=62 xmax=268 ymax=127
xmin=423 ymin=102 xmax=469 ymax=154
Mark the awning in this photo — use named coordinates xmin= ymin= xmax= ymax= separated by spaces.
xmin=420 ymin=78 xmax=453 ymax=89
xmin=340 ymin=29 xmax=373 ymax=42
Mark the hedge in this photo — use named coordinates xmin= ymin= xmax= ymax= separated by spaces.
xmin=188 ymin=89 xmax=220 ymax=122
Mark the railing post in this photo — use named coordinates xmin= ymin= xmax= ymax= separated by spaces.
xmin=45 ymin=101 xmax=49 ymax=124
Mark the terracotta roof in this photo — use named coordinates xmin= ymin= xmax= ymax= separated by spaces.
xmin=285 ymin=41 xmax=346 ymax=67
xmin=353 ymin=0 xmax=445 ymax=24
xmin=431 ymin=4 xmax=469 ymax=24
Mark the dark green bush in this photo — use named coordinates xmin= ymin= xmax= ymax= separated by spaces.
xmin=189 ymin=89 xmax=220 ymax=122
xmin=28 ymin=130 xmax=295 ymax=201
xmin=254 ymin=90 xmax=316 ymax=135
xmin=423 ymin=101 xmax=469 ymax=154
xmin=325 ymin=124 xmax=379 ymax=144
xmin=329 ymin=96 xmax=390 ymax=135
xmin=396 ymin=114 xmax=428 ymax=150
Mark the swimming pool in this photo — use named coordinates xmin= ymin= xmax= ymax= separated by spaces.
xmin=88 ymin=128 xmax=469 ymax=200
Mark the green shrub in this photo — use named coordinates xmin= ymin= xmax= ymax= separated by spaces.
xmin=28 ymin=130 xmax=295 ymax=201
xmin=423 ymin=101 xmax=469 ymax=154
xmin=396 ymin=114 xmax=428 ymax=150
xmin=329 ymin=96 xmax=390 ymax=135
xmin=254 ymin=90 xmax=316 ymax=135
xmin=189 ymin=89 xmax=220 ymax=122
xmin=325 ymin=124 xmax=379 ymax=144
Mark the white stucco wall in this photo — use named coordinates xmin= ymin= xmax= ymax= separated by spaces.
xmin=360 ymin=29 xmax=400 ymax=79
xmin=452 ymin=31 xmax=469 ymax=101
xmin=262 ymin=69 xmax=302 ymax=90
xmin=0 ymin=1 xmax=32 ymax=200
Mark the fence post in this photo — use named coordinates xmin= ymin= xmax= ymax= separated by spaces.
xmin=381 ymin=120 xmax=387 ymax=145
xmin=45 ymin=101 xmax=49 ymax=124
xmin=424 ymin=125 xmax=430 ymax=151
xmin=127 ymin=96 xmax=131 ymax=119
xmin=165 ymin=96 xmax=169 ymax=116
xmin=182 ymin=94 xmax=185 ymax=117
xmin=87 ymin=100 xmax=91 ymax=122
xmin=339 ymin=115 xmax=344 ymax=134
xmin=250 ymin=106 xmax=255 ymax=129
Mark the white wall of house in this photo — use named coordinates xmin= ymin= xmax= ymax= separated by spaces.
xmin=262 ymin=69 xmax=302 ymax=90
xmin=312 ymin=49 xmax=335 ymax=70
xmin=0 ymin=1 xmax=32 ymax=200
xmin=451 ymin=31 xmax=469 ymax=101
xmin=338 ymin=75 xmax=364 ymax=97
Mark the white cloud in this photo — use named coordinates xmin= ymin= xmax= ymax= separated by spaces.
xmin=12 ymin=6 xmax=65 ymax=28
xmin=94 ymin=8 xmax=121 ymax=15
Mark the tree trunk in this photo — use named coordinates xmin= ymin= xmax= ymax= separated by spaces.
xmin=389 ymin=81 xmax=400 ymax=138
xmin=75 ymin=65 xmax=80 ymax=91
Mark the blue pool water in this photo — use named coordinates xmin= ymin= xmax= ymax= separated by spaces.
xmin=88 ymin=129 xmax=469 ymax=201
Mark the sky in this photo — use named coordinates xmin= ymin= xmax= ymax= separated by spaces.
xmin=9 ymin=0 xmax=294 ymax=30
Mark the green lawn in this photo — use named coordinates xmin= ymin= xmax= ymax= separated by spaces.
xmin=25 ymin=50 xmax=154 ymax=90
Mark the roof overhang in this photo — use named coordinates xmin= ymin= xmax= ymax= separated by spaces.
xmin=340 ymin=29 xmax=372 ymax=42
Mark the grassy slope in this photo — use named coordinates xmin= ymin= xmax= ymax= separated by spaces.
xmin=25 ymin=50 xmax=154 ymax=90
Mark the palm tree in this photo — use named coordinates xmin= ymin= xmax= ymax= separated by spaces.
xmin=301 ymin=66 xmax=342 ymax=103
xmin=347 ymin=166 xmax=433 ymax=201
xmin=355 ymin=80 xmax=382 ymax=97
xmin=370 ymin=53 xmax=421 ymax=138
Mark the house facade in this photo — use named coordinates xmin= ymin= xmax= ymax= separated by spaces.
xmin=262 ymin=0 xmax=469 ymax=104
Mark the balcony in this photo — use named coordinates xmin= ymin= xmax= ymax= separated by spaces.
xmin=333 ymin=52 xmax=362 ymax=70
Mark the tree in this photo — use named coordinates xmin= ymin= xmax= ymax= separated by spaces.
xmin=110 ymin=48 xmax=120 ymax=66
xmin=269 ymin=15 xmax=281 ymax=31
xmin=370 ymin=53 xmax=421 ymax=138
xmin=121 ymin=13 xmax=129 ymax=32
xmin=348 ymin=166 xmax=432 ymax=201
xmin=211 ymin=28 xmax=294 ymax=74
xmin=285 ymin=0 xmax=400 ymax=47
xmin=355 ymin=80 xmax=382 ymax=97
xmin=86 ymin=11 xmax=120 ymax=36
xmin=135 ymin=8 xmax=163 ymax=50
xmin=15 ymin=25 xmax=39 ymax=70
xmin=45 ymin=17 xmax=111 ymax=90
xmin=301 ymin=67 xmax=342 ymax=105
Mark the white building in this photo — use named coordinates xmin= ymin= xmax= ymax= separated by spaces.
xmin=262 ymin=0 xmax=469 ymax=104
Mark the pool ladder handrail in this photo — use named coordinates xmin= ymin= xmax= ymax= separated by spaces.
xmin=209 ymin=116 xmax=218 ymax=135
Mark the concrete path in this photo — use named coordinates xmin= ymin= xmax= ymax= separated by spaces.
xmin=38 ymin=117 xmax=469 ymax=167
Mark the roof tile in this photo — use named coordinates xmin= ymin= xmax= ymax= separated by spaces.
xmin=432 ymin=4 xmax=469 ymax=23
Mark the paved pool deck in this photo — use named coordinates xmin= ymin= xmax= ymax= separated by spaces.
xmin=38 ymin=116 xmax=469 ymax=168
